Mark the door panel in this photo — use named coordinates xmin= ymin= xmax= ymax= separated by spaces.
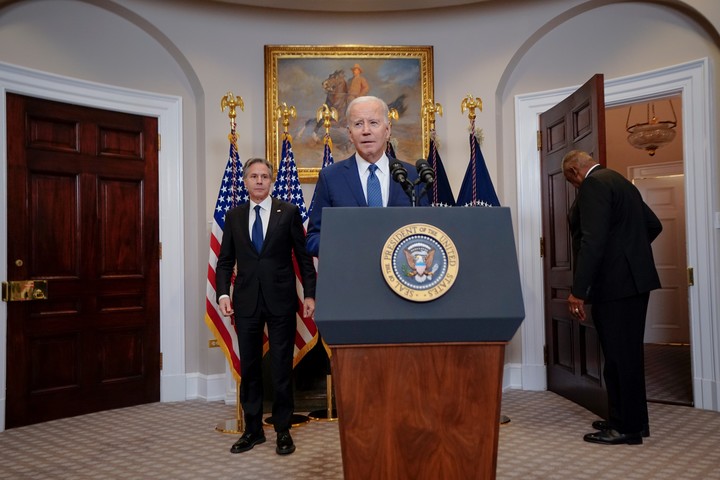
xmin=6 ymin=93 xmax=160 ymax=428
xmin=635 ymin=176 xmax=689 ymax=344
xmin=540 ymin=74 xmax=607 ymax=416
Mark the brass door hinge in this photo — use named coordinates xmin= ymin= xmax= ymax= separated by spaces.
xmin=158 ymin=134 xmax=161 ymax=151
xmin=537 ymin=130 xmax=542 ymax=151
xmin=543 ymin=345 xmax=548 ymax=365
xmin=159 ymin=352 xmax=163 ymax=370
xmin=159 ymin=242 xmax=162 ymax=260
xmin=540 ymin=237 xmax=545 ymax=258
xmin=688 ymin=267 xmax=694 ymax=286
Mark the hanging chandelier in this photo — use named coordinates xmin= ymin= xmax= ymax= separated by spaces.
xmin=625 ymin=99 xmax=677 ymax=156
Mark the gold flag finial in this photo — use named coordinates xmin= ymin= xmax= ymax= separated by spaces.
xmin=316 ymin=104 xmax=338 ymax=134
xmin=460 ymin=95 xmax=482 ymax=121
xmin=276 ymin=102 xmax=297 ymax=134
xmin=422 ymin=100 xmax=443 ymax=132
xmin=221 ymin=92 xmax=245 ymax=120
xmin=388 ymin=108 xmax=399 ymax=125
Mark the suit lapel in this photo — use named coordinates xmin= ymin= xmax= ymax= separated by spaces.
xmin=343 ymin=155 xmax=368 ymax=206
xmin=238 ymin=203 xmax=252 ymax=247
xmin=263 ymin=198 xmax=284 ymax=247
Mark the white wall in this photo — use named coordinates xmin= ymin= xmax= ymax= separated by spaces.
xmin=0 ymin=0 xmax=718 ymax=400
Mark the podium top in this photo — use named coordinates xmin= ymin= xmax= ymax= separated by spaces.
xmin=314 ymin=207 xmax=525 ymax=345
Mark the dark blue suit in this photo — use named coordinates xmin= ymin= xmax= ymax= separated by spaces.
xmin=306 ymin=154 xmax=429 ymax=256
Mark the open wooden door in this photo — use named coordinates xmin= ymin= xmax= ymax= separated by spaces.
xmin=539 ymin=74 xmax=607 ymax=416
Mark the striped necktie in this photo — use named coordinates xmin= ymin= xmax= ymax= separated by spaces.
xmin=367 ymin=164 xmax=382 ymax=207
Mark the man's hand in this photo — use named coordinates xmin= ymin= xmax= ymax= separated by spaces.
xmin=303 ymin=298 xmax=316 ymax=319
xmin=567 ymin=293 xmax=586 ymax=321
xmin=219 ymin=296 xmax=234 ymax=317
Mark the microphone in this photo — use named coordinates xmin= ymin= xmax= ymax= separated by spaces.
xmin=390 ymin=160 xmax=409 ymax=185
xmin=390 ymin=160 xmax=416 ymax=205
xmin=415 ymin=159 xmax=435 ymax=186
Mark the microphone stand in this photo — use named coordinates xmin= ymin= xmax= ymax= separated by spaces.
xmin=403 ymin=181 xmax=417 ymax=207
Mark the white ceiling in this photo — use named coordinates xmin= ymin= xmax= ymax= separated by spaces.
xmin=209 ymin=0 xmax=490 ymax=13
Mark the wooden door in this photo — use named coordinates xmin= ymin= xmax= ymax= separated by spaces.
xmin=5 ymin=93 xmax=160 ymax=428
xmin=539 ymin=75 xmax=607 ymax=416
xmin=635 ymin=175 xmax=690 ymax=344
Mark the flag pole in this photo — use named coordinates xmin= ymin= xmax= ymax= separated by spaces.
xmin=215 ymin=378 xmax=246 ymax=434
xmin=213 ymin=92 xmax=248 ymax=435
xmin=307 ymin=105 xmax=339 ymax=422
xmin=458 ymin=95 xmax=509 ymax=425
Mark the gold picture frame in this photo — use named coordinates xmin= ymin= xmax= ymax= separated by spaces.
xmin=265 ymin=44 xmax=434 ymax=181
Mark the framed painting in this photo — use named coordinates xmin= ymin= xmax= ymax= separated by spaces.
xmin=265 ymin=45 xmax=434 ymax=181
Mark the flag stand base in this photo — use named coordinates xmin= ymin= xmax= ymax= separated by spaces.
xmin=308 ymin=374 xmax=338 ymax=421
xmin=263 ymin=414 xmax=311 ymax=428
xmin=500 ymin=414 xmax=511 ymax=425
xmin=215 ymin=419 xmax=245 ymax=434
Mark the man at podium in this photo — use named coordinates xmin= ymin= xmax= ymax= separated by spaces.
xmin=306 ymin=95 xmax=428 ymax=256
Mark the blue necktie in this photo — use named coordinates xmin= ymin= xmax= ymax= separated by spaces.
xmin=367 ymin=164 xmax=382 ymax=207
xmin=252 ymin=204 xmax=263 ymax=253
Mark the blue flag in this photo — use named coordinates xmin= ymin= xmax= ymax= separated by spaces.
xmin=427 ymin=137 xmax=456 ymax=207
xmin=308 ymin=133 xmax=335 ymax=218
xmin=386 ymin=138 xmax=397 ymax=159
xmin=456 ymin=132 xmax=500 ymax=207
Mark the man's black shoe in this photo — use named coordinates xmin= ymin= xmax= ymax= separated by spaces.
xmin=230 ymin=431 xmax=266 ymax=454
xmin=276 ymin=431 xmax=296 ymax=455
xmin=584 ymin=429 xmax=643 ymax=445
xmin=592 ymin=420 xmax=650 ymax=438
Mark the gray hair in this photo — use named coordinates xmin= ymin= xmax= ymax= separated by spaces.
xmin=562 ymin=150 xmax=597 ymax=172
xmin=243 ymin=157 xmax=273 ymax=176
xmin=345 ymin=96 xmax=390 ymax=127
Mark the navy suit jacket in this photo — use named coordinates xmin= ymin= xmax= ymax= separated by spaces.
xmin=569 ymin=166 xmax=662 ymax=302
xmin=216 ymin=198 xmax=316 ymax=317
xmin=306 ymin=154 xmax=429 ymax=256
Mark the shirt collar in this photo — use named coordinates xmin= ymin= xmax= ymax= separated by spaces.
xmin=250 ymin=196 xmax=273 ymax=211
xmin=585 ymin=164 xmax=601 ymax=178
xmin=357 ymin=153 xmax=389 ymax=175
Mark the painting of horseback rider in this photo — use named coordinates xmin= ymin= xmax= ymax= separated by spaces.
xmin=266 ymin=45 xmax=433 ymax=177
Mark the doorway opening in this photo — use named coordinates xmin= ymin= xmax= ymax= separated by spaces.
xmin=608 ymin=95 xmax=692 ymax=406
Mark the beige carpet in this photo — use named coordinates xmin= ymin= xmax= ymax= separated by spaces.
xmin=1 ymin=390 xmax=719 ymax=479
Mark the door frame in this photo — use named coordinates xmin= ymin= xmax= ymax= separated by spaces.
xmin=0 ymin=62 xmax=186 ymax=431
xmin=515 ymin=58 xmax=719 ymax=411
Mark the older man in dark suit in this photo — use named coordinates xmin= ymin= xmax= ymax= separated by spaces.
xmin=306 ymin=95 xmax=429 ymax=256
xmin=563 ymin=149 xmax=662 ymax=445
xmin=216 ymin=157 xmax=316 ymax=456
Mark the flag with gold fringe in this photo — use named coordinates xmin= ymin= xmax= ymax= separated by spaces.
xmin=457 ymin=129 xmax=501 ymax=207
xmin=427 ymin=133 xmax=456 ymax=207
xmin=308 ymin=132 xmax=335 ymax=358
xmin=272 ymin=132 xmax=319 ymax=366
xmin=204 ymin=131 xmax=249 ymax=381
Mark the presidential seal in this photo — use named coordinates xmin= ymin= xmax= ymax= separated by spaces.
xmin=381 ymin=223 xmax=459 ymax=302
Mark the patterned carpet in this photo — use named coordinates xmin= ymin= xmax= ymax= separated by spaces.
xmin=1 ymin=389 xmax=719 ymax=479
xmin=645 ymin=343 xmax=693 ymax=405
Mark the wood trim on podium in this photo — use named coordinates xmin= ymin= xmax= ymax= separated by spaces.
xmin=331 ymin=342 xmax=506 ymax=480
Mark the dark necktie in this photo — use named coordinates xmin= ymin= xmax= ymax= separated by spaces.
xmin=252 ymin=204 xmax=263 ymax=253
xmin=367 ymin=164 xmax=382 ymax=207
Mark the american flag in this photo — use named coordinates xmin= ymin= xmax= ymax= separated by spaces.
xmin=308 ymin=133 xmax=335 ymax=358
xmin=456 ymin=127 xmax=501 ymax=207
xmin=204 ymin=132 xmax=249 ymax=381
xmin=272 ymin=133 xmax=318 ymax=366
xmin=427 ymin=133 xmax=456 ymax=207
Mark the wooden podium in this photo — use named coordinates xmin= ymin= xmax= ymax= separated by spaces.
xmin=315 ymin=208 xmax=524 ymax=480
